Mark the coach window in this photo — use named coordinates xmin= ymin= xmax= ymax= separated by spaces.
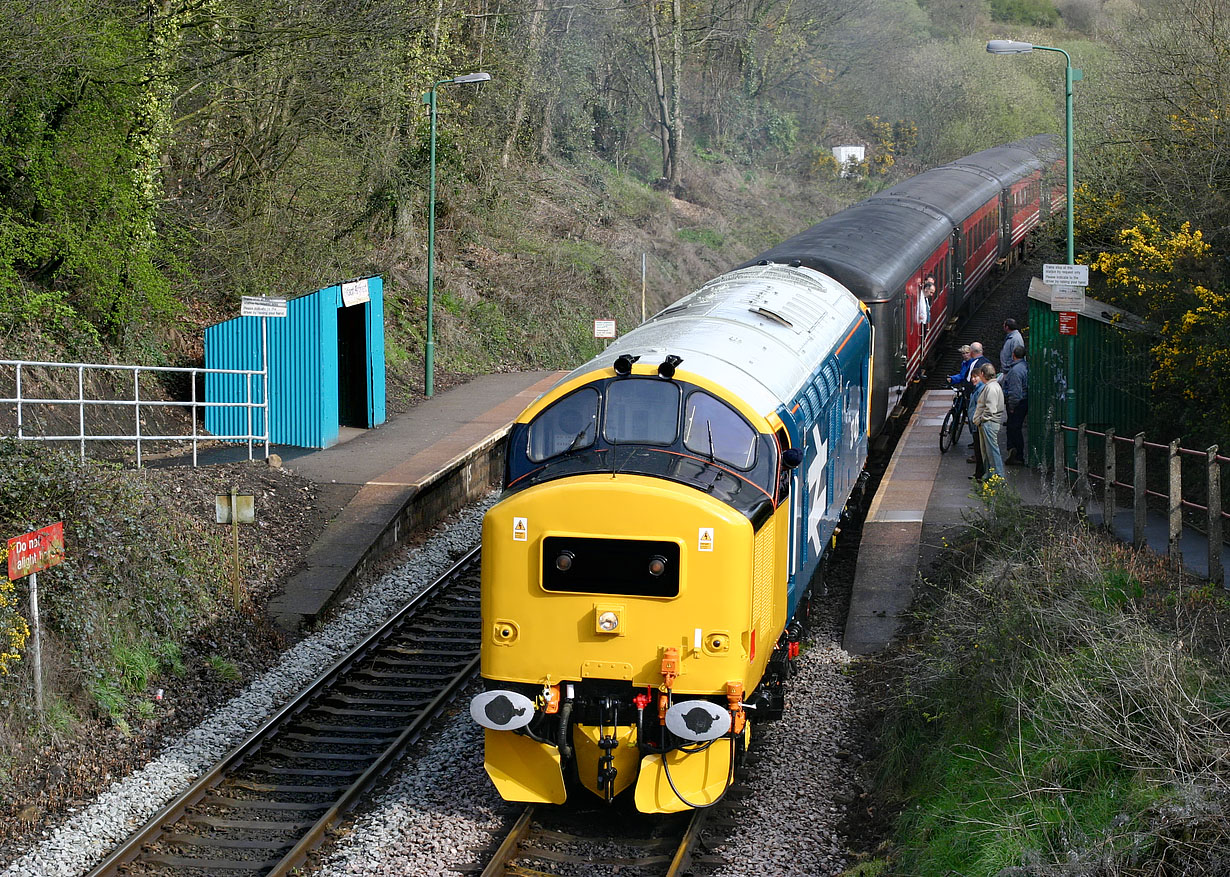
xmin=604 ymin=378 xmax=680 ymax=445
xmin=683 ymin=391 xmax=757 ymax=469
xmin=527 ymin=388 xmax=600 ymax=462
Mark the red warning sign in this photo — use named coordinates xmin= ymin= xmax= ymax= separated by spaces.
xmin=1058 ymin=312 xmax=1078 ymax=336
xmin=7 ymin=522 xmax=65 ymax=580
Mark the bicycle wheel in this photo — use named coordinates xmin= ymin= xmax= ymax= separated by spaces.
xmin=940 ymin=409 xmax=957 ymax=452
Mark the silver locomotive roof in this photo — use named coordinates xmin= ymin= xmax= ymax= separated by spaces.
xmin=562 ymin=263 xmax=863 ymax=419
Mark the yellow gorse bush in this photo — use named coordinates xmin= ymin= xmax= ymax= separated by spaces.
xmin=0 ymin=545 xmax=30 ymax=675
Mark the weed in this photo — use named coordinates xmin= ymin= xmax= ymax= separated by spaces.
xmin=112 ymin=640 xmax=159 ymax=693
xmin=206 ymin=655 xmax=241 ymax=683
xmin=873 ymin=494 xmax=1230 ymax=874
xmin=40 ymin=696 xmax=76 ymax=735
xmin=86 ymin=678 xmax=126 ymax=720
xmin=135 ymin=699 xmax=156 ymax=721
xmin=676 ymin=227 xmax=724 ymax=248
xmin=156 ymin=640 xmax=185 ymax=676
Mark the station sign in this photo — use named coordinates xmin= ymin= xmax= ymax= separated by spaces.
xmin=1058 ymin=312 xmax=1079 ymax=336
xmin=241 ymin=296 xmax=288 ymax=318
xmin=1050 ymin=285 xmax=1086 ymax=312
xmin=594 ymin=319 xmax=617 ymax=339
xmin=341 ymin=278 xmax=371 ymax=307
xmin=7 ymin=522 xmax=65 ymax=581
xmin=1043 ymin=263 xmax=1089 ymax=287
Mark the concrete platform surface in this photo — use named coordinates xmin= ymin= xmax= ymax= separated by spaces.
xmin=844 ymin=390 xmax=1054 ymax=656
xmin=262 ymin=370 xmax=566 ymax=630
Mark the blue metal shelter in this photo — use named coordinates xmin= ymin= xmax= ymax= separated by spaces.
xmin=204 ymin=277 xmax=387 ymax=448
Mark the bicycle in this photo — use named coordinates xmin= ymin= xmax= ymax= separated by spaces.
xmin=939 ymin=385 xmax=970 ymax=453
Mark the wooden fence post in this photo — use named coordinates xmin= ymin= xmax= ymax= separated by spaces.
xmin=1076 ymin=424 xmax=1089 ymax=513
xmin=1104 ymin=428 xmax=1116 ymax=534
xmin=1134 ymin=433 xmax=1146 ymax=549
xmin=1054 ymin=425 xmax=1065 ymax=496
xmin=1209 ymin=446 xmax=1223 ymax=587
xmin=1168 ymin=439 xmax=1182 ymax=567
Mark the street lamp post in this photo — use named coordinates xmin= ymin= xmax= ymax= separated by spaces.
xmin=987 ymin=39 xmax=1082 ymax=464
xmin=423 ymin=71 xmax=491 ymax=398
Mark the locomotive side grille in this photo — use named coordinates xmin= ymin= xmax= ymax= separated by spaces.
xmin=542 ymin=536 xmax=680 ymax=597
xmin=751 ymin=522 xmax=774 ymax=641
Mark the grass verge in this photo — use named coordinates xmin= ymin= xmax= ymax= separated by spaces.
xmin=862 ymin=476 xmax=1230 ymax=876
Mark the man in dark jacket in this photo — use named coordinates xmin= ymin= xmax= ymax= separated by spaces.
xmin=1001 ymin=345 xmax=1029 ymax=465
xmin=1000 ymin=319 xmax=1024 ymax=371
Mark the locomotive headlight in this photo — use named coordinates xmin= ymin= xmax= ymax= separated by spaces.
xmin=594 ymin=603 xmax=625 ymax=635
xmin=647 ymin=555 xmax=667 ymax=577
xmin=555 ymin=550 xmax=575 ymax=572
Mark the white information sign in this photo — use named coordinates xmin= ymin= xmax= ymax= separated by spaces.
xmin=1050 ymin=285 xmax=1086 ymax=312
xmin=341 ymin=278 xmax=371 ymax=307
xmin=593 ymin=319 xmax=617 ymax=339
xmin=241 ymin=296 xmax=288 ymax=318
xmin=1042 ymin=263 xmax=1089 ymax=287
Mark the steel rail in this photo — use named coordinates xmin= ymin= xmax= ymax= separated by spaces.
xmin=478 ymin=805 xmax=707 ymax=876
xmin=85 ymin=545 xmax=482 ymax=877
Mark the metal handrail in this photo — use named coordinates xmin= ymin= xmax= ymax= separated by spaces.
xmin=0 ymin=358 xmax=269 ymax=466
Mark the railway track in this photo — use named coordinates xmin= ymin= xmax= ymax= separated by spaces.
xmin=85 ymin=547 xmax=483 ymax=877
xmin=478 ymin=803 xmax=720 ymax=876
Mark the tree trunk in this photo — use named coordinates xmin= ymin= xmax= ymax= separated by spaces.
xmin=501 ymin=1 xmax=545 ymax=168
xmin=669 ymin=0 xmax=683 ymax=191
xmin=646 ymin=0 xmax=671 ymax=182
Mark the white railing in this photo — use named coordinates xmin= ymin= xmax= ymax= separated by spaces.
xmin=0 ymin=359 xmax=269 ymax=466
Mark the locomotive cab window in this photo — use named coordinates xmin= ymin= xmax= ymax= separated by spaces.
xmin=527 ymin=388 xmax=600 ymax=462
xmin=683 ymin=391 xmax=757 ymax=469
xmin=604 ymin=378 xmax=680 ymax=445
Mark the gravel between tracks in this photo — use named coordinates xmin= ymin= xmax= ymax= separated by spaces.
xmin=0 ymin=498 xmax=496 ymax=877
xmin=312 ymin=583 xmax=859 ymax=876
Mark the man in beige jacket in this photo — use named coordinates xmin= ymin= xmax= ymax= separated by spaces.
xmin=971 ymin=362 xmax=1006 ymax=480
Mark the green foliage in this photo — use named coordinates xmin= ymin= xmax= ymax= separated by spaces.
xmin=990 ymin=0 xmax=1059 ymax=25
xmin=85 ymin=678 xmax=126 ymax=722
xmin=876 ymin=485 xmax=1230 ymax=874
xmin=206 ymin=655 xmax=241 ymax=683
xmin=676 ymin=227 xmax=724 ymax=248
xmin=112 ymin=640 xmax=160 ymax=693
xmin=0 ymin=440 xmax=226 ymax=723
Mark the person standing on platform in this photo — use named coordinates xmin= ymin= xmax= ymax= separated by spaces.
xmin=1000 ymin=319 xmax=1024 ymax=372
xmin=967 ymin=368 xmax=986 ymax=480
xmin=964 ymin=343 xmax=990 ymax=450
xmin=949 ymin=344 xmax=974 ymax=388
xmin=1001 ymin=345 xmax=1029 ymax=465
xmin=973 ymin=363 xmax=1006 ymax=479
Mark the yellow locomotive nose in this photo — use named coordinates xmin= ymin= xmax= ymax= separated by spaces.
xmin=476 ymin=470 xmax=789 ymax=812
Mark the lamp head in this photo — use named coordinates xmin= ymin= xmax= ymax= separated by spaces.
xmin=658 ymin=354 xmax=683 ymax=379
xmin=613 ymin=354 xmax=640 ymax=376
xmin=986 ymin=39 xmax=1034 ymax=54
xmin=452 ymin=72 xmax=492 ymax=83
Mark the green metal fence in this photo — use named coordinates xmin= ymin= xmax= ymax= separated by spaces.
xmin=1026 ymin=278 xmax=1153 ymax=466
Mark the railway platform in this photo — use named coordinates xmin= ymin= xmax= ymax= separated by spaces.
xmin=262 ymin=370 xmax=566 ymax=631
xmin=842 ymin=389 xmax=1230 ymax=656
xmin=843 ymin=390 xmax=1061 ymax=656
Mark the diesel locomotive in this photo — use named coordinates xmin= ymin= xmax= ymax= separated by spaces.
xmin=469 ymin=135 xmax=1064 ymax=812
